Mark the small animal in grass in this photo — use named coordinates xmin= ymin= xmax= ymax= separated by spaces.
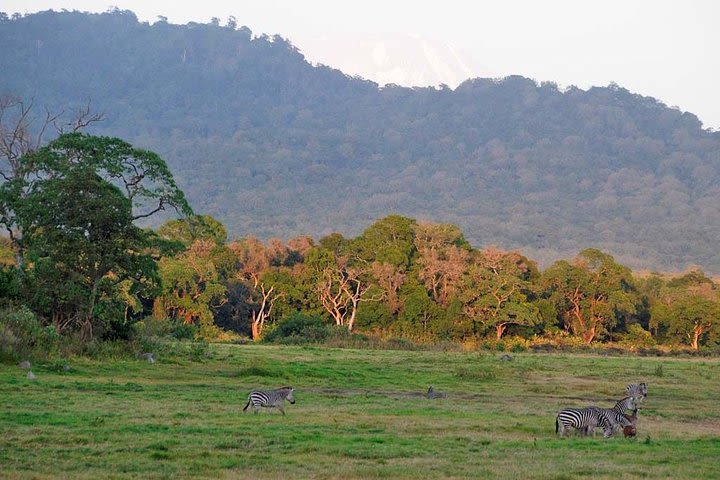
xmin=623 ymin=408 xmax=639 ymax=438
xmin=243 ymin=386 xmax=295 ymax=415
xmin=426 ymin=386 xmax=447 ymax=399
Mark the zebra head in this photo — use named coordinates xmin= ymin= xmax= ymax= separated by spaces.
xmin=627 ymin=382 xmax=648 ymax=402
xmin=617 ymin=395 xmax=637 ymax=412
xmin=283 ymin=386 xmax=296 ymax=404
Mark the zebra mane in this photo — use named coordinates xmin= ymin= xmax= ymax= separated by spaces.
xmin=279 ymin=386 xmax=294 ymax=390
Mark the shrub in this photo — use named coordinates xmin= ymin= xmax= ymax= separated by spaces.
xmin=263 ymin=312 xmax=331 ymax=344
xmin=0 ymin=306 xmax=60 ymax=361
xmin=619 ymin=324 xmax=656 ymax=349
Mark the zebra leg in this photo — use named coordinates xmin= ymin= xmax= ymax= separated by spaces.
xmin=278 ymin=404 xmax=286 ymax=416
xmin=253 ymin=405 xmax=260 ymax=415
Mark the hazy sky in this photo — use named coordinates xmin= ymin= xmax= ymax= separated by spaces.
xmin=5 ymin=0 xmax=719 ymax=129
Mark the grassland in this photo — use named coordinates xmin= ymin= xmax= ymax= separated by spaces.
xmin=1 ymin=344 xmax=719 ymax=479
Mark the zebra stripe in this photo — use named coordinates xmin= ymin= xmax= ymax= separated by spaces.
xmin=556 ymin=407 xmax=614 ymax=437
xmin=626 ymin=383 xmax=648 ymax=402
xmin=243 ymin=386 xmax=296 ymax=415
xmin=584 ymin=396 xmax=637 ymax=436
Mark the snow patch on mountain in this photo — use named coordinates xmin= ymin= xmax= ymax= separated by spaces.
xmin=297 ymin=33 xmax=488 ymax=88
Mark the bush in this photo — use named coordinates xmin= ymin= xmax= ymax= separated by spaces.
xmin=619 ymin=324 xmax=656 ymax=349
xmin=511 ymin=339 xmax=529 ymax=353
xmin=0 ymin=306 xmax=60 ymax=361
xmin=134 ymin=317 xmax=198 ymax=341
xmin=263 ymin=312 xmax=331 ymax=344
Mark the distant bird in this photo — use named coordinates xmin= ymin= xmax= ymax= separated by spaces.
xmin=27 ymin=371 xmax=36 ymax=380
xmin=18 ymin=360 xmax=31 ymax=370
xmin=500 ymin=354 xmax=513 ymax=362
xmin=426 ymin=386 xmax=447 ymax=399
xmin=141 ymin=352 xmax=156 ymax=364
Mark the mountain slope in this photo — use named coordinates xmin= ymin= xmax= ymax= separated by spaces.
xmin=1 ymin=9 xmax=719 ymax=272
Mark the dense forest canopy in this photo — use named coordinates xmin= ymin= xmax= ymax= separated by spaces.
xmin=1 ymin=9 xmax=719 ymax=273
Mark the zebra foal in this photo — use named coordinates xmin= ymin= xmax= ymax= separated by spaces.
xmin=243 ymin=386 xmax=296 ymax=415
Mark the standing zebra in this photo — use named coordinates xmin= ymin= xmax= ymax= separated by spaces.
xmin=626 ymin=383 xmax=648 ymax=402
xmin=556 ymin=406 xmax=616 ymax=438
xmin=583 ymin=396 xmax=637 ymax=436
xmin=243 ymin=386 xmax=296 ymax=415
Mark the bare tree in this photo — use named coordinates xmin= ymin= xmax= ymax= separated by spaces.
xmin=370 ymin=261 xmax=406 ymax=314
xmin=0 ymin=95 xmax=103 ymax=181
xmin=317 ymin=265 xmax=378 ymax=331
xmin=248 ymin=272 xmax=282 ymax=341
xmin=230 ymin=237 xmax=288 ymax=340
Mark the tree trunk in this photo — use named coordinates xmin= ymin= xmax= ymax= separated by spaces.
xmin=691 ymin=327 xmax=702 ymax=350
xmin=80 ymin=316 xmax=93 ymax=342
xmin=347 ymin=308 xmax=356 ymax=332
xmin=583 ymin=325 xmax=596 ymax=345
xmin=81 ymin=278 xmax=101 ymax=342
xmin=496 ymin=323 xmax=507 ymax=340
xmin=251 ymin=319 xmax=260 ymax=341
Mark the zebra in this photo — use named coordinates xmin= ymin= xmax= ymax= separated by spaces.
xmin=556 ymin=406 xmax=616 ymax=438
xmin=626 ymin=383 xmax=648 ymax=402
xmin=243 ymin=386 xmax=296 ymax=415
xmin=426 ymin=386 xmax=447 ymax=399
xmin=583 ymin=396 xmax=637 ymax=437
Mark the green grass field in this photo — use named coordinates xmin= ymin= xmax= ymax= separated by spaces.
xmin=1 ymin=345 xmax=719 ymax=479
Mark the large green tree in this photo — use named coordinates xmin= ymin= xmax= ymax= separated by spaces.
xmin=6 ymin=133 xmax=191 ymax=339
xmin=18 ymin=168 xmax=158 ymax=338
xmin=646 ymin=270 xmax=720 ymax=349
xmin=460 ymin=248 xmax=539 ymax=339
xmin=541 ymin=249 xmax=637 ymax=344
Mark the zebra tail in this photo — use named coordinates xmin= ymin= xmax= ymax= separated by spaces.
xmin=555 ymin=416 xmax=559 ymax=434
xmin=242 ymin=399 xmax=251 ymax=412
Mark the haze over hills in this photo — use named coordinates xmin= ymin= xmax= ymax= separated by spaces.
xmin=1 ymin=9 xmax=719 ymax=273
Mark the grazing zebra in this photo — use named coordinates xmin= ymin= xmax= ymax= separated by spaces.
xmin=243 ymin=386 xmax=295 ymax=415
xmin=583 ymin=396 xmax=637 ymax=436
xmin=556 ymin=406 xmax=615 ymax=438
xmin=426 ymin=386 xmax=447 ymax=399
xmin=626 ymin=383 xmax=648 ymax=402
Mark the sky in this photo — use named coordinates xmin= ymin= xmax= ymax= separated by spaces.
xmin=5 ymin=0 xmax=719 ymax=129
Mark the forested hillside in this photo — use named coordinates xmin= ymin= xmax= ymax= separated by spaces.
xmin=1 ymin=9 xmax=719 ymax=272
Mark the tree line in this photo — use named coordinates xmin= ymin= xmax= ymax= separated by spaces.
xmin=0 ymin=100 xmax=718 ymax=354
xmin=149 ymin=214 xmax=720 ymax=350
